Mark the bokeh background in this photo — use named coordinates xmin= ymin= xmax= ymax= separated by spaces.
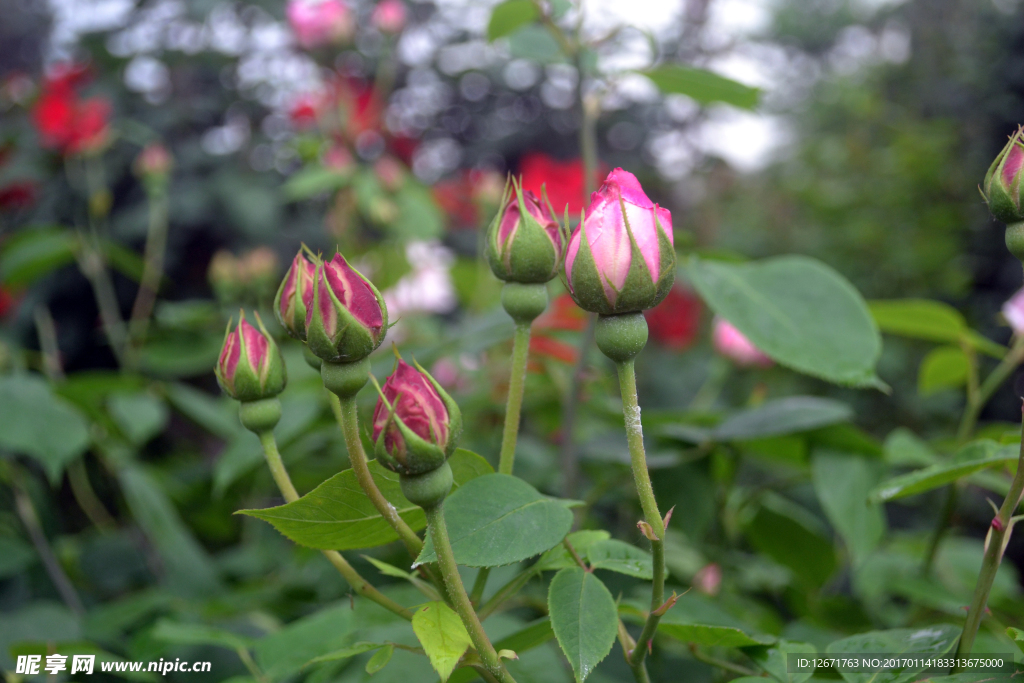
xmin=2 ymin=0 xmax=1024 ymax=681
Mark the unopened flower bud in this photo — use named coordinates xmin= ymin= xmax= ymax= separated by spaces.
xmin=134 ymin=143 xmax=173 ymax=193
xmin=275 ymin=248 xmax=318 ymax=340
xmin=487 ymin=178 xmax=566 ymax=284
xmin=565 ymin=168 xmax=675 ymax=314
xmin=712 ymin=317 xmax=772 ymax=368
xmin=372 ymin=358 xmax=462 ymax=476
xmin=216 ymin=312 xmax=287 ymax=402
xmin=305 ymin=253 xmax=388 ymax=362
xmin=984 ymin=126 xmax=1024 ymax=225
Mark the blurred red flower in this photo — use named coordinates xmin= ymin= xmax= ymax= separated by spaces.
xmin=0 ymin=287 xmax=17 ymax=318
xmin=529 ymin=335 xmax=578 ymax=366
xmin=433 ymin=171 xmax=481 ymax=229
xmin=32 ymin=67 xmax=111 ymax=156
xmin=288 ymin=93 xmax=324 ymax=129
xmin=0 ymin=182 xmax=38 ymax=211
xmin=644 ymin=286 xmax=702 ymax=350
xmin=535 ymin=293 xmax=587 ymax=332
xmin=519 ymin=153 xmax=606 ymax=218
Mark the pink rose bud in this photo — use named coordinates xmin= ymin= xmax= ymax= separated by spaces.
xmin=286 ymin=0 xmax=354 ymax=49
xmin=305 ymin=252 xmax=388 ymax=362
xmin=712 ymin=317 xmax=772 ymax=368
xmin=1002 ymin=287 xmax=1024 ymax=335
xmin=372 ymin=358 xmax=461 ymax=475
xmin=133 ymin=143 xmax=173 ymax=180
xmin=984 ymin=126 xmax=1024 ymax=225
xmin=565 ymin=168 xmax=675 ymax=314
xmin=215 ymin=312 xmax=287 ymax=402
xmin=372 ymin=0 xmax=407 ymax=34
xmin=486 ymin=178 xmax=566 ymax=284
xmin=274 ymin=248 xmax=318 ymax=340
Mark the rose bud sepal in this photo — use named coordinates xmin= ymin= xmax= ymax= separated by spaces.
xmin=371 ymin=358 xmax=463 ymax=476
xmin=567 ymin=202 xmax=676 ymax=315
xmin=215 ymin=311 xmax=287 ymax=405
xmin=274 ymin=246 xmax=318 ymax=341
xmin=486 ymin=177 xmax=567 ymax=284
xmin=983 ymin=126 xmax=1024 ymax=226
xmin=305 ymin=253 xmax=388 ymax=363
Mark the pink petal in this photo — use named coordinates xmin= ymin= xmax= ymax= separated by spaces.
xmin=586 ymin=198 xmax=631 ymax=302
xmin=1002 ymin=287 xmax=1024 ymax=334
xmin=240 ymin=318 xmax=268 ymax=371
xmin=219 ymin=329 xmax=241 ymax=387
xmin=564 ymin=227 xmax=582 ymax=290
xmin=1005 ymin=144 xmax=1024 ymax=187
xmin=623 ymin=201 xmax=660 ymax=283
xmin=712 ymin=318 xmax=772 ymax=368
xmin=604 ymin=168 xmax=654 ymax=208
xmin=656 ymin=206 xmax=674 ymax=246
xmin=323 ymin=254 xmax=384 ymax=334
xmin=498 ymin=200 xmax=520 ymax=249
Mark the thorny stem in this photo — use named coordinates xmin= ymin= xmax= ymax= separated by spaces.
xmin=499 ymin=322 xmax=532 ymax=475
xmin=953 ymin=421 xmax=1024 ymax=667
xmin=616 ymin=359 xmax=666 ymax=676
xmin=423 ymin=504 xmax=517 ymax=683
xmin=329 ymin=393 xmax=423 ymax=557
xmin=255 ymin=430 xmax=413 ymax=621
xmin=923 ymin=334 xmax=1024 ymax=576
xmin=126 ymin=187 xmax=170 ymax=368
xmin=11 ymin=472 xmax=85 ymax=616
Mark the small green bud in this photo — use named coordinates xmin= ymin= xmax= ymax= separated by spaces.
xmin=215 ymin=311 xmax=287 ymax=402
xmin=983 ymin=126 xmax=1024 ymax=225
xmin=486 ymin=177 xmax=567 ymax=284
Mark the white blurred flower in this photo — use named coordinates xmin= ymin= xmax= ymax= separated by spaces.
xmin=383 ymin=240 xmax=457 ymax=318
xmin=1002 ymin=287 xmax=1024 ymax=335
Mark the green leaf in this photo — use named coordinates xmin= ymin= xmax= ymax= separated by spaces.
xmin=687 ymin=256 xmax=882 ymax=387
xmin=713 ymin=397 xmax=853 ymax=441
xmin=643 ymin=593 xmax=775 ymax=648
xmin=642 ymin=65 xmax=760 ymax=109
xmin=586 ymin=539 xmax=653 ymax=579
xmin=918 ymin=346 xmax=970 ymax=396
xmin=241 ymin=449 xmax=491 ymax=551
xmin=411 ymin=602 xmax=472 ymax=683
xmin=868 ymin=299 xmax=1004 ymax=358
xmin=745 ymin=493 xmax=836 ymax=588
xmin=548 ymin=568 xmax=618 ymax=683
xmin=0 ymin=536 xmax=34 ymax=578
xmin=392 ymin=183 xmax=444 ymax=240
xmin=508 ymin=25 xmax=563 ymax=63
xmin=365 ymin=644 xmax=394 ymax=675
xmin=535 ymin=530 xmax=610 ymax=572
xmin=744 ymin=640 xmax=816 ymax=683
xmin=0 ymin=374 xmax=91 ymax=482
xmin=150 ymin=619 xmax=252 ymax=650
xmin=883 ymin=428 xmax=938 ymax=467
xmin=870 ymin=442 xmax=1018 ymax=502
xmin=493 ymin=618 xmax=555 ymax=654
xmin=108 ymin=392 xmax=169 ymax=445
xmin=0 ymin=603 xmax=80 ymax=672
xmin=307 ymin=642 xmax=386 ymax=666
xmin=812 ymin=452 xmax=886 ymax=564
xmin=283 ymin=165 xmax=350 ymax=200
xmin=825 ymin=625 xmax=960 ymax=683
xmin=416 ymin=474 xmax=574 ymax=567
xmin=488 ymin=0 xmax=538 ymax=41
xmin=117 ymin=464 xmax=222 ymax=597
xmin=254 ymin=604 xmax=355 ymax=682
xmin=0 ymin=226 xmax=77 ymax=287
xmin=869 ymin=299 xmax=965 ymax=343
xmin=1007 ymin=627 xmax=1024 ymax=654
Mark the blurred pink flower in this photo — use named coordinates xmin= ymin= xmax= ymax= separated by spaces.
xmin=1002 ymin=287 xmax=1024 ymax=334
xmin=287 ymin=0 xmax=354 ymax=49
xmin=372 ymin=0 xmax=407 ymax=33
xmin=692 ymin=563 xmax=721 ymax=596
xmin=712 ymin=317 xmax=772 ymax=368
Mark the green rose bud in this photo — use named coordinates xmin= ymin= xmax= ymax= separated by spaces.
xmin=486 ymin=177 xmax=568 ymax=284
xmin=215 ymin=311 xmax=287 ymax=402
